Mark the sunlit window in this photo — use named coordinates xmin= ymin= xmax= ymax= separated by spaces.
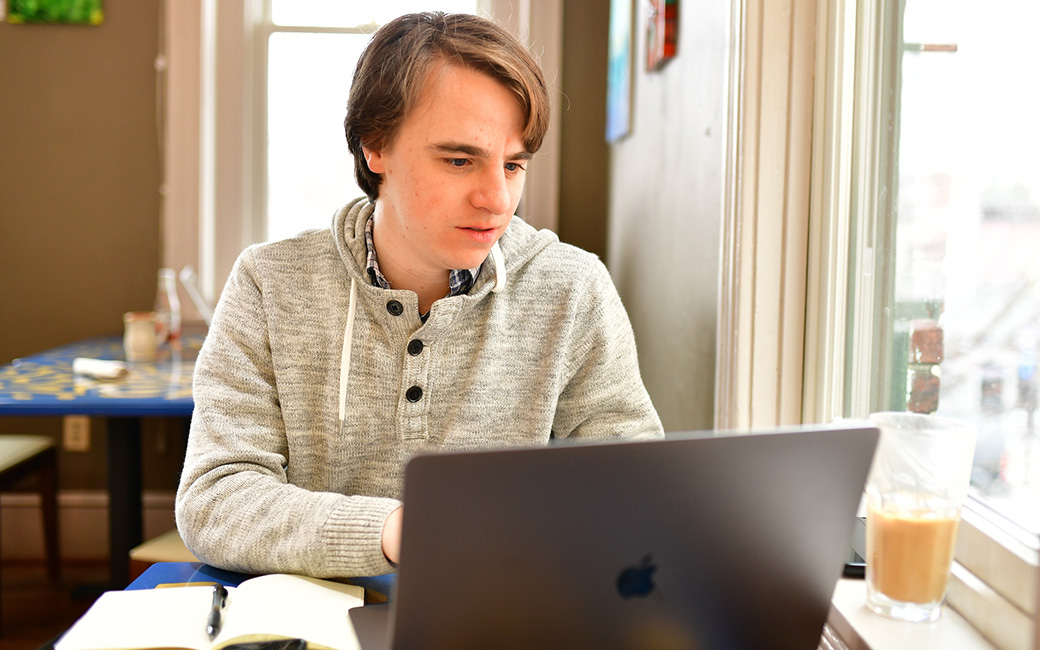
xmin=263 ymin=1 xmax=479 ymax=242
xmin=862 ymin=0 xmax=1040 ymax=532
xmin=265 ymin=33 xmax=370 ymax=242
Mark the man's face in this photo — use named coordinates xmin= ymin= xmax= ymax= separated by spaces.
xmin=363 ymin=61 xmax=530 ymax=278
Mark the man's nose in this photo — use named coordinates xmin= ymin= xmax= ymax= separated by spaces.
xmin=472 ymin=167 xmax=512 ymax=214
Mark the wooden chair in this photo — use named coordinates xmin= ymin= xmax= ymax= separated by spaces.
xmin=0 ymin=434 xmax=61 ymax=629
xmin=129 ymin=528 xmax=198 ymax=581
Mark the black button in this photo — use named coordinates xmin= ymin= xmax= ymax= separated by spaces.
xmin=386 ymin=300 xmax=404 ymax=316
xmin=407 ymin=339 xmax=424 ymax=356
xmin=406 ymin=385 xmax=423 ymax=402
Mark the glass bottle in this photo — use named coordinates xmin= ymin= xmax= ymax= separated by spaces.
xmin=155 ymin=268 xmax=182 ymax=342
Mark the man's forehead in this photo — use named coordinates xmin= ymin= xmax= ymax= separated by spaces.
xmin=393 ymin=62 xmax=526 ymax=153
xmin=409 ymin=60 xmax=521 ymax=119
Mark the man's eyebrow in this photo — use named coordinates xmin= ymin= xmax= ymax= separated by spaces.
xmin=430 ymin=142 xmax=533 ymax=161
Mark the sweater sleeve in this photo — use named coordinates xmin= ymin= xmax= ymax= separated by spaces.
xmin=551 ymin=259 xmax=665 ymax=440
xmin=175 ymin=250 xmax=400 ymax=578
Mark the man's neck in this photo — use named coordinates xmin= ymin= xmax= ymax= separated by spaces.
xmin=370 ymin=213 xmax=448 ymax=315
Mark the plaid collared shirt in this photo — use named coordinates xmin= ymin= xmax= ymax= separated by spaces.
xmin=364 ymin=215 xmax=479 ymax=315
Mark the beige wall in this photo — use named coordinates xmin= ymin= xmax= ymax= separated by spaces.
xmin=0 ymin=0 xmax=184 ymax=491
xmin=608 ymin=0 xmax=728 ymax=432
xmin=559 ymin=0 xmax=728 ymax=432
xmin=558 ymin=1 xmax=610 ymax=259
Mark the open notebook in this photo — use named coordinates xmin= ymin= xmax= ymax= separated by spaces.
xmin=350 ymin=425 xmax=879 ymax=649
xmin=56 ymin=574 xmax=364 ymax=650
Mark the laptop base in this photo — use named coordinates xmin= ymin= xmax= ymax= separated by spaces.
xmin=349 ymin=604 xmax=390 ymax=650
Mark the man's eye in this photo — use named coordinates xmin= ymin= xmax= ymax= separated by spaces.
xmin=505 ymin=162 xmax=527 ymax=173
xmin=447 ymin=158 xmax=468 ymax=167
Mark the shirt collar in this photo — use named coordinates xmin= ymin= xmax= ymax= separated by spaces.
xmin=363 ymin=214 xmax=480 ymax=297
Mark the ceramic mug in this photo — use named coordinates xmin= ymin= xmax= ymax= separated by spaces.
xmin=123 ymin=311 xmax=164 ymax=362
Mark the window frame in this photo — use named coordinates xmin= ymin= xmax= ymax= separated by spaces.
xmin=806 ymin=0 xmax=1039 ymax=645
xmin=720 ymin=0 xmax=1037 ymax=645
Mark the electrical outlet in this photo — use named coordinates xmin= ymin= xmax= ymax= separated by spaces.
xmin=63 ymin=415 xmax=90 ymax=452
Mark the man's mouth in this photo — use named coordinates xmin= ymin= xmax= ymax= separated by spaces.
xmin=459 ymin=225 xmax=500 ymax=242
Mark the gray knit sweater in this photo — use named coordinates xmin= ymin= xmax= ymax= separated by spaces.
xmin=175 ymin=199 xmax=663 ymax=578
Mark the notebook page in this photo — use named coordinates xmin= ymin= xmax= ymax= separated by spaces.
xmin=215 ymin=574 xmax=364 ymax=650
xmin=55 ymin=587 xmax=217 ymax=650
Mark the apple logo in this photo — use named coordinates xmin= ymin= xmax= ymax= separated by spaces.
xmin=616 ymin=555 xmax=657 ymax=599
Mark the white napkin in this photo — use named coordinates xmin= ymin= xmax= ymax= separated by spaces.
xmin=73 ymin=357 xmax=129 ymax=380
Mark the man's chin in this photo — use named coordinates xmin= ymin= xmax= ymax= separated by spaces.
xmin=449 ymin=243 xmax=499 ymax=271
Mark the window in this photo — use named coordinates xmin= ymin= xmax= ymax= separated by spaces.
xmin=263 ymin=31 xmax=371 ymax=242
xmin=259 ymin=0 xmax=479 ymax=242
xmin=163 ymin=0 xmax=560 ymax=306
xmin=841 ymin=0 xmax=1039 ymax=644
xmin=717 ymin=0 xmax=1037 ymax=644
xmin=855 ymin=0 xmax=1040 ymax=536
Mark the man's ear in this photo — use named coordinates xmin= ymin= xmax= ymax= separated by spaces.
xmin=362 ymin=146 xmax=385 ymax=174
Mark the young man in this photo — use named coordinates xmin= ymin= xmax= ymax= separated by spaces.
xmin=175 ymin=12 xmax=663 ymax=579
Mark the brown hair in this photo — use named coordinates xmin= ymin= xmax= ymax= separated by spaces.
xmin=344 ymin=12 xmax=550 ymax=202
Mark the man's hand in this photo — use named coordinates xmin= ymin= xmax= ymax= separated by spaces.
xmin=381 ymin=506 xmax=404 ymax=564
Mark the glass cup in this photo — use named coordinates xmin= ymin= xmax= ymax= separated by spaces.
xmin=865 ymin=411 xmax=977 ymax=622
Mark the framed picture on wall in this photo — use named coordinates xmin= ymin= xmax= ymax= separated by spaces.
xmin=606 ymin=0 xmax=634 ymax=142
xmin=6 ymin=0 xmax=104 ymax=25
xmin=647 ymin=0 xmax=679 ymax=71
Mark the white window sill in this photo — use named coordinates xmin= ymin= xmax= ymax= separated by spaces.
xmin=825 ymin=579 xmax=996 ymax=650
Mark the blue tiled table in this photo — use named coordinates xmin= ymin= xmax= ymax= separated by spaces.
xmin=0 ymin=332 xmax=204 ymax=587
xmin=128 ymin=562 xmax=396 ymax=604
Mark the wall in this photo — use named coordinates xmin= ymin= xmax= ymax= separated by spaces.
xmin=605 ymin=0 xmax=730 ymax=432
xmin=558 ymin=1 xmax=611 ymax=258
xmin=557 ymin=0 xmax=728 ymax=432
xmin=0 ymin=1 xmax=184 ymax=498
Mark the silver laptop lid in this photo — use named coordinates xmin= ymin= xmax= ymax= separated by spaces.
xmin=365 ymin=425 xmax=878 ymax=650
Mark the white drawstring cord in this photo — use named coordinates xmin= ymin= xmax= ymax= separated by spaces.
xmin=338 ymin=277 xmax=357 ymax=422
xmin=490 ymin=241 xmax=505 ymax=293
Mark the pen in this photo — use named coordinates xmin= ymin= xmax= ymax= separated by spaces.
xmin=206 ymin=584 xmax=228 ymax=640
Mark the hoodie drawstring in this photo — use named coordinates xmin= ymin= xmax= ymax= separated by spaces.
xmin=490 ymin=241 xmax=505 ymax=293
xmin=339 ymin=277 xmax=358 ymax=422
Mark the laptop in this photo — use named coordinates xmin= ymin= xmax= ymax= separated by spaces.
xmin=349 ymin=425 xmax=878 ymax=650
